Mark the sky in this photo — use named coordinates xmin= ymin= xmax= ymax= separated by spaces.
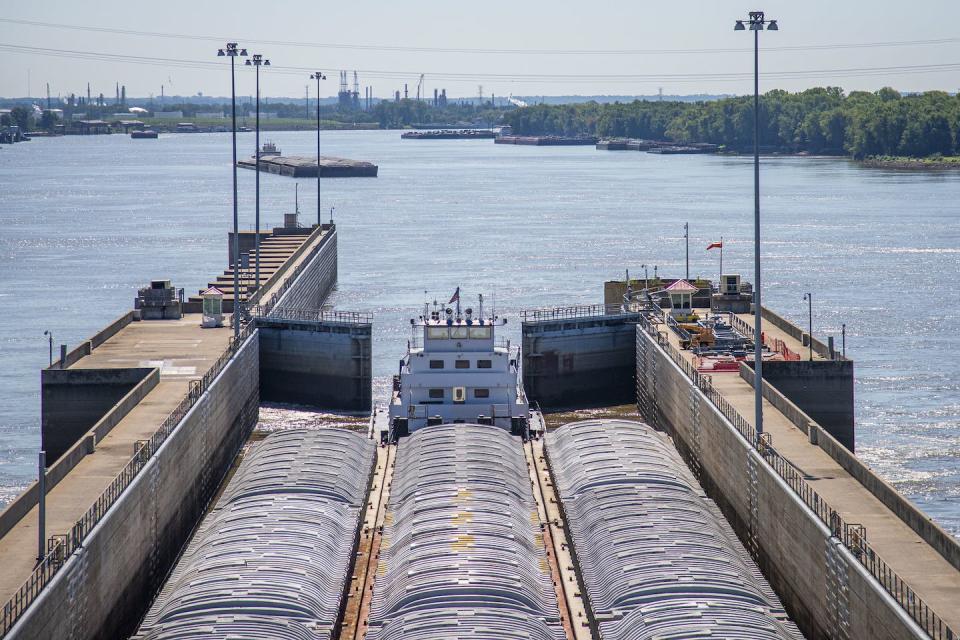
xmin=1 ymin=0 xmax=959 ymax=100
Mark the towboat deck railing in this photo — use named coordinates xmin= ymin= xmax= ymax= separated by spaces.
xmin=636 ymin=312 xmax=955 ymax=640
xmin=407 ymin=334 xmax=511 ymax=351
xmin=0 ymin=323 xmax=256 ymax=638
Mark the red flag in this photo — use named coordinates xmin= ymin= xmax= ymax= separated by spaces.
xmin=706 ymin=241 xmax=723 ymax=251
xmin=448 ymin=287 xmax=460 ymax=304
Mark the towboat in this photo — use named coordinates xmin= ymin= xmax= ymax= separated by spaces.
xmin=387 ymin=291 xmax=530 ymax=440
xmin=260 ymin=141 xmax=281 ymax=156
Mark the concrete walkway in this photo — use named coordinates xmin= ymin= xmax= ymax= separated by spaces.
xmin=0 ymin=318 xmax=231 ymax=604
xmin=663 ymin=313 xmax=960 ymax=632
xmin=0 ymin=226 xmax=332 ymax=607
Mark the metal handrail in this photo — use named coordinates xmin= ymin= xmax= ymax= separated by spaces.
xmin=0 ymin=322 xmax=256 ymax=637
xmin=254 ymin=306 xmax=372 ymax=325
xmin=636 ymin=314 xmax=955 ymax=640
xmin=521 ymin=303 xmax=628 ymax=323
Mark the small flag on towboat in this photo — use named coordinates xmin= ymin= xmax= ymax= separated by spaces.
xmin=448 ymin=287 xmax=460 ymax=304
xmin=706 ymin=241 xmax=723 ymax=251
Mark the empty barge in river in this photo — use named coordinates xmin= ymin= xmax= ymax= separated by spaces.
xmin=237 ymin=155 xmax=378 ymax=177
xmin=400 ymin=129 xmax=497 ymax=140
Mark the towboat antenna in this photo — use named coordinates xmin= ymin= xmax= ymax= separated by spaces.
xmin=456 ymin=285 xmax=462 ymax=322
xmin=478 ymin=294 xmax=484 ymax=324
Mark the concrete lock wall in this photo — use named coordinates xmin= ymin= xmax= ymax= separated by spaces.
xmin=258 ymin=319 xmax=371 ymax=410
xmin=522 ymin=313 xmax=639 ymax=407
xmin=271 ymin=229 xmax=338 ymax=313
xmin=752 ymin=360 xmax=855 ymax=451
xmin=41 ymin=367 xmax=156 ymax=463
xmin=635 ymin=327 xmax=926 ymax=640
xmin=12 ymin=334 xmax=260 ymax=640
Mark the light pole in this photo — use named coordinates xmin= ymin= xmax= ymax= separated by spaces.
xmin=841 ymin=323 xmax=846 ymax=358
xmin=246 ymin=53 xmax=270 ymax=293
xmin=735 ymin=11 xmax=777 ymax=439
xmin=43 ymin=330 xmax=52 ymax=367
xmin=684 ymin=222 xmax=690 ymax=281
xmin=803 ymin=293 xmax=813 ymax=361
xmin=310 ymin=71 xmax=327 ymax=227
xmin=218 ymin=42 xmax=247 ymax=339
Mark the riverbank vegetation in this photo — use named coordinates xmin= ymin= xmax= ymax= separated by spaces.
xmin=502 ymin=87 xmax=960 ymax=161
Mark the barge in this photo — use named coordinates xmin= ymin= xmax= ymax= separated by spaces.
xmin=495 ymin=134 xmax=598 ymax=146
xmin=401 ymin=129 xmax=496 ymax=140
xmin=236 ymin=154 xmax=378 ymax=177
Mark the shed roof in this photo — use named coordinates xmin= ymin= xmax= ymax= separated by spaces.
xmin=665 ymin=279 xmax=698 ymax=293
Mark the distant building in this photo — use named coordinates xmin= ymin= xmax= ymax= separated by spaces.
xmin=196 ymin=111 xmax=225 ymax=119
xmin=153 ymin=111 xmax=184 ymax=119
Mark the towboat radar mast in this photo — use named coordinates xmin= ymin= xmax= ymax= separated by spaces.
xmin=387 ymin=289 xmax=530 ymax=442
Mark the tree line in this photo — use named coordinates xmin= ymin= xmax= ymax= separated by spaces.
xmin=502 ymin=88 xmax=960 ymax=159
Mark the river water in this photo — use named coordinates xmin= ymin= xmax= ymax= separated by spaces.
xmin=1 ymin=130 xmax=958 ymax=536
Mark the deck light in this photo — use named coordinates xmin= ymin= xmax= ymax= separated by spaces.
xmin=310 ymin=72 xmax=327 ymax=226
xmin=734 ymin=10 xmax=777 ymax=441
xmin=218 ymin=41 xmax=246 ymax=338
xmin=247 ymin=54 xmax=270 ymax=295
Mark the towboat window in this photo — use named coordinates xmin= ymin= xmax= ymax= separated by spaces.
xmin=455 ymin=360 xmax=470 ymax=369
xmin=474 ymin=388 xmax=490 ymax=398
xmin=428 ymin=388 xmax=444 ymax=399
xmin=477 ymin=359 xmax=492 ymax=369
xmin=429 ymin=360 xmax=444 ymax=369
xmin=451 ymin=326 xmax=469 ymax=339
xmin=427 ymin=327 xmax=449 ymax=339
xmin=468 ymin=326 xmax=492 ymax=339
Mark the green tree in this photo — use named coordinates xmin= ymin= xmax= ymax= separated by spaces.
xmin=9 ymin=106 xmax=31 ymax=130
xmin=40 ymin=110 xmax=60 ymax=131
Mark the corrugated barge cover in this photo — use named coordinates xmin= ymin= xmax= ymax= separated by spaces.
xmin=366 ymin=423 xmax=565 ymax=640
xmin=547 ymin=420 xmax=803 ymax=640
xmin=133 ymin=429 xmax=376 ymax=640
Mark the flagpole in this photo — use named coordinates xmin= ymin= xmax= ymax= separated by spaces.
xmin=719 ymin=236 xmax=723 ymax=288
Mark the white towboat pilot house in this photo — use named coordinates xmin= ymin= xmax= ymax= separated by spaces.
xmin=388 ymin=293 xmax=529 ymax=440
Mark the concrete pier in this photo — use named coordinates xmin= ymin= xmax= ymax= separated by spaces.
xmin=522 ymin=305 xmax=639 ymax=408
xmin=258 ymin=312 xmax=373 ymax=410
xmin=635 ymin=306 xmax=960 ymax=639
xmin=0 ymin=223 xmax=345 ymax=638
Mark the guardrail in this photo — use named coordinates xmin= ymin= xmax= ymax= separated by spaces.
xmin=254 ymin=307 xmax=372 ymax=325
xmin=520 ymin=303 xmax=626 ymax=322
xmin=0 ymin=323 xmax=256 ymax=638
xmin=636 ymin=313 xmax=955 ymax=640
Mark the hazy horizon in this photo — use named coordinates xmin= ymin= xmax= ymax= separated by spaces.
xmin=2 ymin=1 xmax=959 ymax=102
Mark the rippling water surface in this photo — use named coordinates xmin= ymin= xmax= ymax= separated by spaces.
xmin=1 ymin=130 xmax=958 ymax=535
